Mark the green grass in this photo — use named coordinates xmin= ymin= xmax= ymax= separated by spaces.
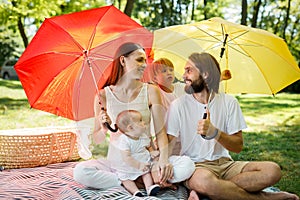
xmin=0 ymin=79 xmax=299 ymax=195
xmin=0 ymin=79 xmax=73 ymax=128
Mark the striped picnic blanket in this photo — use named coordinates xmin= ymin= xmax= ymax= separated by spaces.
xmin=0 ymin=162 xmax=189 ymax=200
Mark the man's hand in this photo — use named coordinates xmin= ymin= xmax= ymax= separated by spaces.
xmin=198 ymin=110 xmax=219 ymax=139
xmin=151 ymin=160 xmax=174 ymax=185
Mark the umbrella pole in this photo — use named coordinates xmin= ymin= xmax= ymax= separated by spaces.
xmin=85 ymin=52 xmax=118 ymax=132
xmin=219 ymin=34 xmax=229 ymax=93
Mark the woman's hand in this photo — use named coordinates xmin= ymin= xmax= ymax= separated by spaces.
xmin=93 ymin=107 xmax=110 ymax=144
xmin=99 ymin=107 xmax=112 ymax=125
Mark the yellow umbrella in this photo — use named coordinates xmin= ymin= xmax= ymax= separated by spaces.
xmin=152 ymin=17 xmax=300 ymax=95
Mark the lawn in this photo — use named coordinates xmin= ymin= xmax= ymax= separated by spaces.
xmin=0 ymin=79 xmax=299 ymax=195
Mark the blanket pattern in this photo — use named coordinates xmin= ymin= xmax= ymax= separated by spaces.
xmin=0 ymin=162 xmax=188 ymax=200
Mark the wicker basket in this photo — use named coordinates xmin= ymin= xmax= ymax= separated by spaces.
xmin=0 ymin=126 xmax=81 ymax=169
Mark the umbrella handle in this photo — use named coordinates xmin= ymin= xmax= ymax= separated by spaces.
xmin=100 ymin=107 xmax=118 ymax=132
xmin=201 ymin=112 xmax=208 ymax=138
xmin=201 ymin=112 xmax=217 ymax=140
xmin=104 ymin=122 xmax=118 ymax=132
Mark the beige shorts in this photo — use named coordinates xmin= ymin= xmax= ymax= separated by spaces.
xmin=195 ymin=157 xmax=248 ymax=180
xmin=184 ymin=157 xmax=248 ymax=189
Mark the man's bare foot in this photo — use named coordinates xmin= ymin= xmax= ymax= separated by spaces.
xmin=159 ymin=182 xmax=177 ymax=190
xmin=188 ymin=190 xmax=200 ymax=200
xmin=263 ymin=191 xmax=299 ymax=200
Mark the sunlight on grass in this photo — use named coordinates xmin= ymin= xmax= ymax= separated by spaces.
xmin=237 ymin=93 xmax=300 ymax=132
xmin=1 ymin=79 xmax=299 ymax=195
xmin=0 ymin=79 xmax=73 ymax=129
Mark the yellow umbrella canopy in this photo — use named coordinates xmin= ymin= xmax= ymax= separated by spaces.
xmin=152 ymin=17 xmax=300 ymax=95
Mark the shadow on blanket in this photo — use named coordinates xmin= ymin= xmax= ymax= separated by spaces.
xmin=0 ymin=162 xmax=189 ymax=200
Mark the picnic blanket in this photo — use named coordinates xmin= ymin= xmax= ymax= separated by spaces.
xmin=0 ymin=161 xmax=189 ymax=200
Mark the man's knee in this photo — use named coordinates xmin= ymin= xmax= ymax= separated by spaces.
xmin=243 ymin=161 xmax=282 ymax=185
xmin=188 ymin=169 xmax=218 ymax=194
xmin=265 ymin=161 xmax=282 ymax=184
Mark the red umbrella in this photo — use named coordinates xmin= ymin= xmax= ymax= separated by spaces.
xmin=15 ymin=5 xmax=153 ymax=121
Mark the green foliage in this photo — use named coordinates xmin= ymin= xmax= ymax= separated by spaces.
xmin=0 ymin=79 xmax=299 ymax=194
xmin=231 ymin=93 xmax=300 ymax=194
xmin=0 ymin=26 xmax=22 ymax=65
xmin=0 ymin=0 xmax=299 ymax=92
xmin=0 ymin=79 xmax=72 ymax=129
xmin=0 ymin=0 xmax=106 ymax=50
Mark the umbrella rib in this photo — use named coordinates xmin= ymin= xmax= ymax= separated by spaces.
xmin=195 ymin=26 xmax=223 ymax=43
xmin=221 ymin=23 xmax=275 ymax=93
xmin=226 ymin=44 xmax=251 ymax=57
xmin=47 ymin=19 xmax=84 ymax=52
xmin=227 ymin=30 xmax=250 ymax=43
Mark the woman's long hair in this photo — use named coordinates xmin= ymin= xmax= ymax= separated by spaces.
xmin=103 ymin=42 xmax=144 ymax=87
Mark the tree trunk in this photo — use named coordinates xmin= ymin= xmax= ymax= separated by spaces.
xmin=282 ymin=0 xmax=291 ymax=40
xmin=118 ymin=0 xmax=121 ymax=9
xmin=241 ymin=0 xmax=247 ymax=25
xmin=17 ymin=16 xmax=28 ymax=48
xmin=204 ymin=0 xmax=208 ymax=20
xmin=11 ymin=0 xmax=28 ymax=48
xmin=124 ymin=0 xmax=135 ymax=17
xmin=191 ymin=0 xmax=195 ymax=21
xmin=160 ymin=0 xmax=167 ymax=27
xmin=251 ymin=0 xmax=261 ymax=28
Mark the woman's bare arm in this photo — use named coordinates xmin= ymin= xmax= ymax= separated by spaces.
xmin=92 ymin=89 xmax=109 ymax=144
xmin=148 ymin=84 xmax=173 ymax=183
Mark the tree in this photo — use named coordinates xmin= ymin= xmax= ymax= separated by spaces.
xmin=282 ymin=0 xmax=291 ymax=40
xmin=241 ymin=0 xmax=247 ymax=25
xmin=124 ymin=0 xmax=135 ymax=16
xmin=251 ymin=0 xmax=262 ymax=27
xmin=0 ymin=26 xmax=21 ymax=65
xmin=0 ymin=0 xmax=106 ymax=49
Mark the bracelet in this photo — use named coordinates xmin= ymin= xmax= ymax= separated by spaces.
xmin=201 ymin=129 xmax=219 ymax=140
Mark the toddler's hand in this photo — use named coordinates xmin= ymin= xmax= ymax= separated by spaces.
xmin=139 ymin=162 xmax=151 ymax=172
xmin=150 ymin=150 xmax=160 ymax=159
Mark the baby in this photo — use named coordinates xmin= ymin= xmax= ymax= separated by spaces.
xmin=114 ymin=110 xmax=160 ymax=197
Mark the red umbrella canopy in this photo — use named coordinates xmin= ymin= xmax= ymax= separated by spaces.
xmin=15 ymin=5 xmax=153 ymax=121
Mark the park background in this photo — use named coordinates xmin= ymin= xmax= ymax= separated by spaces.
xmin=0 ymin=0 xmax=299 ymax=196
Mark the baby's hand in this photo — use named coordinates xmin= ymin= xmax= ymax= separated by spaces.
xmin=150 ymin=150 xmax=160 ymax=159
xmin=139 ymin=162 xmax=151 ymax=172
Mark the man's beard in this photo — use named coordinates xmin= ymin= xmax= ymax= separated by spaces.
xmin=184 ymin=75 xmax=206 ymax=94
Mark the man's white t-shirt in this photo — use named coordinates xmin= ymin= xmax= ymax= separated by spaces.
xmin=167 ymin=93 xmax=247 ymax=162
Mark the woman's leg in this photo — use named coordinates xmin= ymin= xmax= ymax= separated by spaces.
xmin=168 ymin=155 xmax=195 ymax=183
xmin=73 ymin=159 xmax=121 ymax=189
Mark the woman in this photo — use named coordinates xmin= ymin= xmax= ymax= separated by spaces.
xmin=73 ymin=42 xmax=194 ymax=189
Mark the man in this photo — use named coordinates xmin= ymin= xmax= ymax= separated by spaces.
xmin=166 ymin=52 xmax=299 ymax=200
